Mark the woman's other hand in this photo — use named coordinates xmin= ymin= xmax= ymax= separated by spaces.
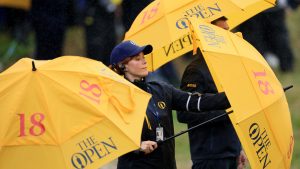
xmin=140 ymin=141 xmax=158 ymax=154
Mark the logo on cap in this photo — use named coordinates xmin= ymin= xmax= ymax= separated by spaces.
xmin=130 ymin=41 xmax=136 ymax=46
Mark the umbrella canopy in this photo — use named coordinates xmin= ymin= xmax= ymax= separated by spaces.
xmin=124 ymin=0 xmax=275 ymax=71
xmin=0 ymin=56 xmax=151 ymax=169
xmin=190 ymin=18 xmax=294 ymax=169
xmin=0 ymin=0 xmax=31 ymax=10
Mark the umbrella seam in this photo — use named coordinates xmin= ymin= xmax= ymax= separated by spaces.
xmin=37 ymin=72 xmax=111 ymax=144
xmin=235 ymin=95 xmax=289 ymax=169
xmin=37 ymin=70 xmax=144 ymax=145
xmin=126 ymin=1 xmax=195 ymax=38
xmin=0 ymin=74 xmax=30 ymax=145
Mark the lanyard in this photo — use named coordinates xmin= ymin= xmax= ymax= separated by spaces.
xmin=149 ymin=97 xmax=161 ymax=126
xmin=145 ymin=87 xmax=161 ymax=129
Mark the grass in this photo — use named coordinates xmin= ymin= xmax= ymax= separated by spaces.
xmin=0 ymin=7 xmax=300 ymax=169
xmin=284 ymin=8 xmax=300 ymax=169
xmin=0 ymin=31 xmax=34 ymax=70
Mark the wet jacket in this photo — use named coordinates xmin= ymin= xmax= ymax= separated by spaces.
xmin=177 ymin=56 xmax=241 ymax=162
xmin=117 ymin=79 xmax=230 ymax=169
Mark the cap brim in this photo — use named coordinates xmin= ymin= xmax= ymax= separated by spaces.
xmin=129 ymin=44 xmax=153 ymax=57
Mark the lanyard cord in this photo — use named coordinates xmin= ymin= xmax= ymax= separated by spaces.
xmin=145 ymin=86 xmax=161 ymax=130
xmin=149 ymin=97 xmax=161 ymax=125
xmin=145 ymin=115 xmax=152 ymax=130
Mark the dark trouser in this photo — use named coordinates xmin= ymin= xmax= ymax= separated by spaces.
xmin=238 ymin=8 xmax=294 ymax=72
xmin=192 ymin=157 xmax=237 ymax=169
xmin=84 ymin=3 xmax=116 ymax=66
xmin=31 ymin=0 xmax=67 ymax=60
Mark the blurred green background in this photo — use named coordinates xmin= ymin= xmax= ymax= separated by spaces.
xmin=0 ymin=6 xmax=299 ymax=169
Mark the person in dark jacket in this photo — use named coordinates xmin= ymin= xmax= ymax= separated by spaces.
xmin=109 ymin=40 xmax=231 ymax=169
xmin=177 ymin=17 xmax=247 ymax=169
xmin=237 ymin=0 xmax=299 ymax=72
xmin=30 ymin=0 xmax=68 ymax=60
xmin=83 ymin=0 xmax=118 ymax=66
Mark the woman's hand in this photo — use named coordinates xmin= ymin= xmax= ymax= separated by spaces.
xmin=140 ymin=141 xmax=158 ymax=154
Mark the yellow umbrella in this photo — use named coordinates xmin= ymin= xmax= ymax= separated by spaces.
xmin=190 ymin=17 xmax=294 ymax=169
xmin=125 ymin=0 xmax=275 ymax=71
xmin=0 ymin=0 xmax=31 ymax=10
xmin=0 ymin=56 xmax=151 ymax=169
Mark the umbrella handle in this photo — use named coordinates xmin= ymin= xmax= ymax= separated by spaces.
xmin=284 ymin=85 xmax=293 ymax=92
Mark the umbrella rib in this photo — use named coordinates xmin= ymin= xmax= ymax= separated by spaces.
xmin=127 ymin=1 xmax=193 ymax=38
xmin=235 ymin=95 xmax=288 ymax=168
xmin=44 ymin=69 xmax=146 ymax=147
xmin=58 ymin=145 xmax=69 ymax=169
xmin=226 ymin=32 xmax=271 ymax=115
xmin=264 ymin=0 xmax=276 ymax=5
xmin=0 ymin=74 xmax=31 ymax=145
xmin=205 ymin=32 xmax=289 ymax=168
xmin=234 ymin=95 xmax=283 ymax=123
xmin=38 ymin=70 xmax=139 ymax=144
xmin=40 ymin=69 xmax=131 ymax=86
xmin=35 ymin=72 xmax=61 ymax=144
xmin=37 ymin=72 xmax=108 ymax=143
xmin=63 ymin=117 xmax=141 ymax=148
xmin=257 ymin=96 xmax=288 ymax=169
xmin=230 ymin=50 xmax=282 ymax=125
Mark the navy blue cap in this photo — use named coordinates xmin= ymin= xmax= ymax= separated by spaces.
xmin=110 ymin=40 xmax=153 ymax=65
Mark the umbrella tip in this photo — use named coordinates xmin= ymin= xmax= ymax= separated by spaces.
xmin=32 ymin=61 xmax=37 ymax=71
xmin=283 ymin=85 xmax=293 ymax=92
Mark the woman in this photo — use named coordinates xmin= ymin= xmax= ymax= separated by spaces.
xmin=110 ymin=40 xmax=231 ymax=169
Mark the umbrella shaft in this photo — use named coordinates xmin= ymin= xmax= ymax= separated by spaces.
xmin=158 ymin=110 xmax=233 ymax=145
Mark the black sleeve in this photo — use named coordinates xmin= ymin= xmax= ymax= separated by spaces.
xmin=189 ymin=92 xmax=230 ymax=111
xmin=168 ymin=83 xmax=231 ymax=112
xmin=176 ymin=63 xmax=230 ymax=123
xmin=177 ymin=64 xmax=206 ymax=123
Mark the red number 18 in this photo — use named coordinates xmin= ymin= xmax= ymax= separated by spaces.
xmin=79 ymin=80 xmax=102 ymax=104
xmin=140 ymin=2 xmax=160 ymax=25
xmin=253 ymin=70 xmax=274 ymax=95
xmin=18 ymin=113 xmax=45 ymax=137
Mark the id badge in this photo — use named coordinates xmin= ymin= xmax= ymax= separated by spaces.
xmin=156 ymin=127 xmax=164 ymax=141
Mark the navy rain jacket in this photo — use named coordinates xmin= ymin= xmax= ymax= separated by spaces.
xmin=177 ymin=56 xmax=241 ymax=163
xmin=117 ymin=79 xmax=230 ymax=169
